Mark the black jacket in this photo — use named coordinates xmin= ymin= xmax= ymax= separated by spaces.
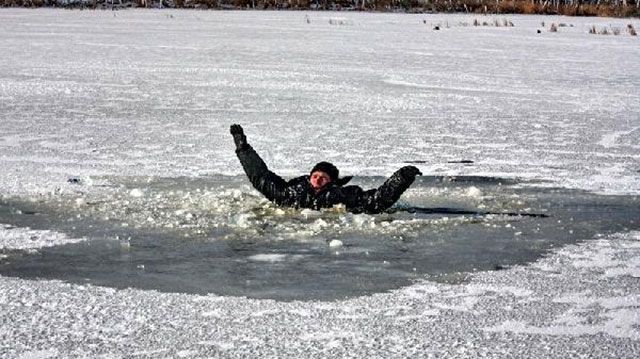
xmin=235 ymin=144 xmax=420 ymax=214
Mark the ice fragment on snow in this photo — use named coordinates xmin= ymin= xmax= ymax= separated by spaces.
xmin=129 ymin=188 xmax=144 ymax=198
xmin=17 ymin=349 xmax=59 ymax=359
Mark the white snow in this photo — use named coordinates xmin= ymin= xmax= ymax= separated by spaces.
xmin=1 ymin=10 xmax=639 ymax=197
xmin=597 ymin=126 xmax=640 ymax=148
xmin=0 ymin=8 xmax=639 ymax=358
xmin=0 ymin=224 xmax=85 ymax=250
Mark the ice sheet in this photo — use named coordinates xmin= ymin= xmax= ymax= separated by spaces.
xmin=1 ymin=9 xmax=639 ymax=357
xmin=0 ymin=10 xmax=638 ymax=197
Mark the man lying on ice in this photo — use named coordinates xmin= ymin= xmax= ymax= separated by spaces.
xmin=230 ymin=124 xmax=421 ymax=214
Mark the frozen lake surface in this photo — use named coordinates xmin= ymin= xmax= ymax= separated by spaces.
xmin=1 ymin=8 xmax=639 ymax=358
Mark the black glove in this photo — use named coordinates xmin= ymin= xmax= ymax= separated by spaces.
xmin=230 ymin=124 xmax=248 ymax=150
xmin=398 ymin=165 xmax=422 ymax=178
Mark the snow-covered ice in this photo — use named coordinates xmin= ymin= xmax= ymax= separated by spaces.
xmin=0 ymin=224 xmax=84 ymax=250
xmin=1 ymin=8 xmax=639 ymax=357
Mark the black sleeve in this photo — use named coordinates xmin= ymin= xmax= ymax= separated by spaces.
xmin=352 ymin=166 xmax=420 ymax=214
xmin=235 ymin=144 xmax=288 ymax=203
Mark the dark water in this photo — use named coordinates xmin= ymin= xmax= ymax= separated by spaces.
xmin=0 ymin=175 xmax=638 ymax=301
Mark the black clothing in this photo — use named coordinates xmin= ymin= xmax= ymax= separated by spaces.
xmin=230 ymin=124 xmax=248 ymax=149
xmin=234 ymin=142 xmax=421 ymax=214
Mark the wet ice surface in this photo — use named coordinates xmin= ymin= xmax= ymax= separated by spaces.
xmin=1 ymin=175 xmax=638 ymax=301
xmin=1 ymin=8 xmax=640 ymax=357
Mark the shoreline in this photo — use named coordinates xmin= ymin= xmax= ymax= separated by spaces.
xmin=2 ymin=1 xmax=639 ymax=19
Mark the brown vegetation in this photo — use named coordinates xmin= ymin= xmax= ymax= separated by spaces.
xmin=1 ymin=0 xmax=639 ymax=18
xmin=420 ymin=1 xmax=639 ymax=17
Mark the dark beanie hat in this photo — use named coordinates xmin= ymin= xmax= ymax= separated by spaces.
xmin=310 ymin=162 xmax=339 ymax=181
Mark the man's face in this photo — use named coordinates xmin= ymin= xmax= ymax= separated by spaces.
xmin=310 ymin=171 xmax=332 ymax=191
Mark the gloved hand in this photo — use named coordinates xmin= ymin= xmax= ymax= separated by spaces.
xmin=398 ymin=165 xmax=422 ymax=178
xmin=230 ymin=124 xmax=248 ymax=150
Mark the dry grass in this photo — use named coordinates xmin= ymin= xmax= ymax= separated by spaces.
xmin=589 ymin=24 xmax=637 ymax=36
xmin=472 ymin=18 xmax=515 ymax=27
xmin=490 ymin=2 xmax=639 ymax=18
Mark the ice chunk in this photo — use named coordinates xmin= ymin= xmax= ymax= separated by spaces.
xmin=301 ymin=208 xmax=321 ymax=219
xmin=466 ymin=186 xmax=483 ymax=198
xmin=248 ymin=254 xmax=287 ymax=262
xmin=329 ymin=239 xmax=343 ymax=248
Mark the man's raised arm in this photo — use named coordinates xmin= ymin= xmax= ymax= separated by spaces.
xmin=230 ymin=124 xmax=287 ymax=202
xmin=356 ymin=166 xmax=422 ymax=214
